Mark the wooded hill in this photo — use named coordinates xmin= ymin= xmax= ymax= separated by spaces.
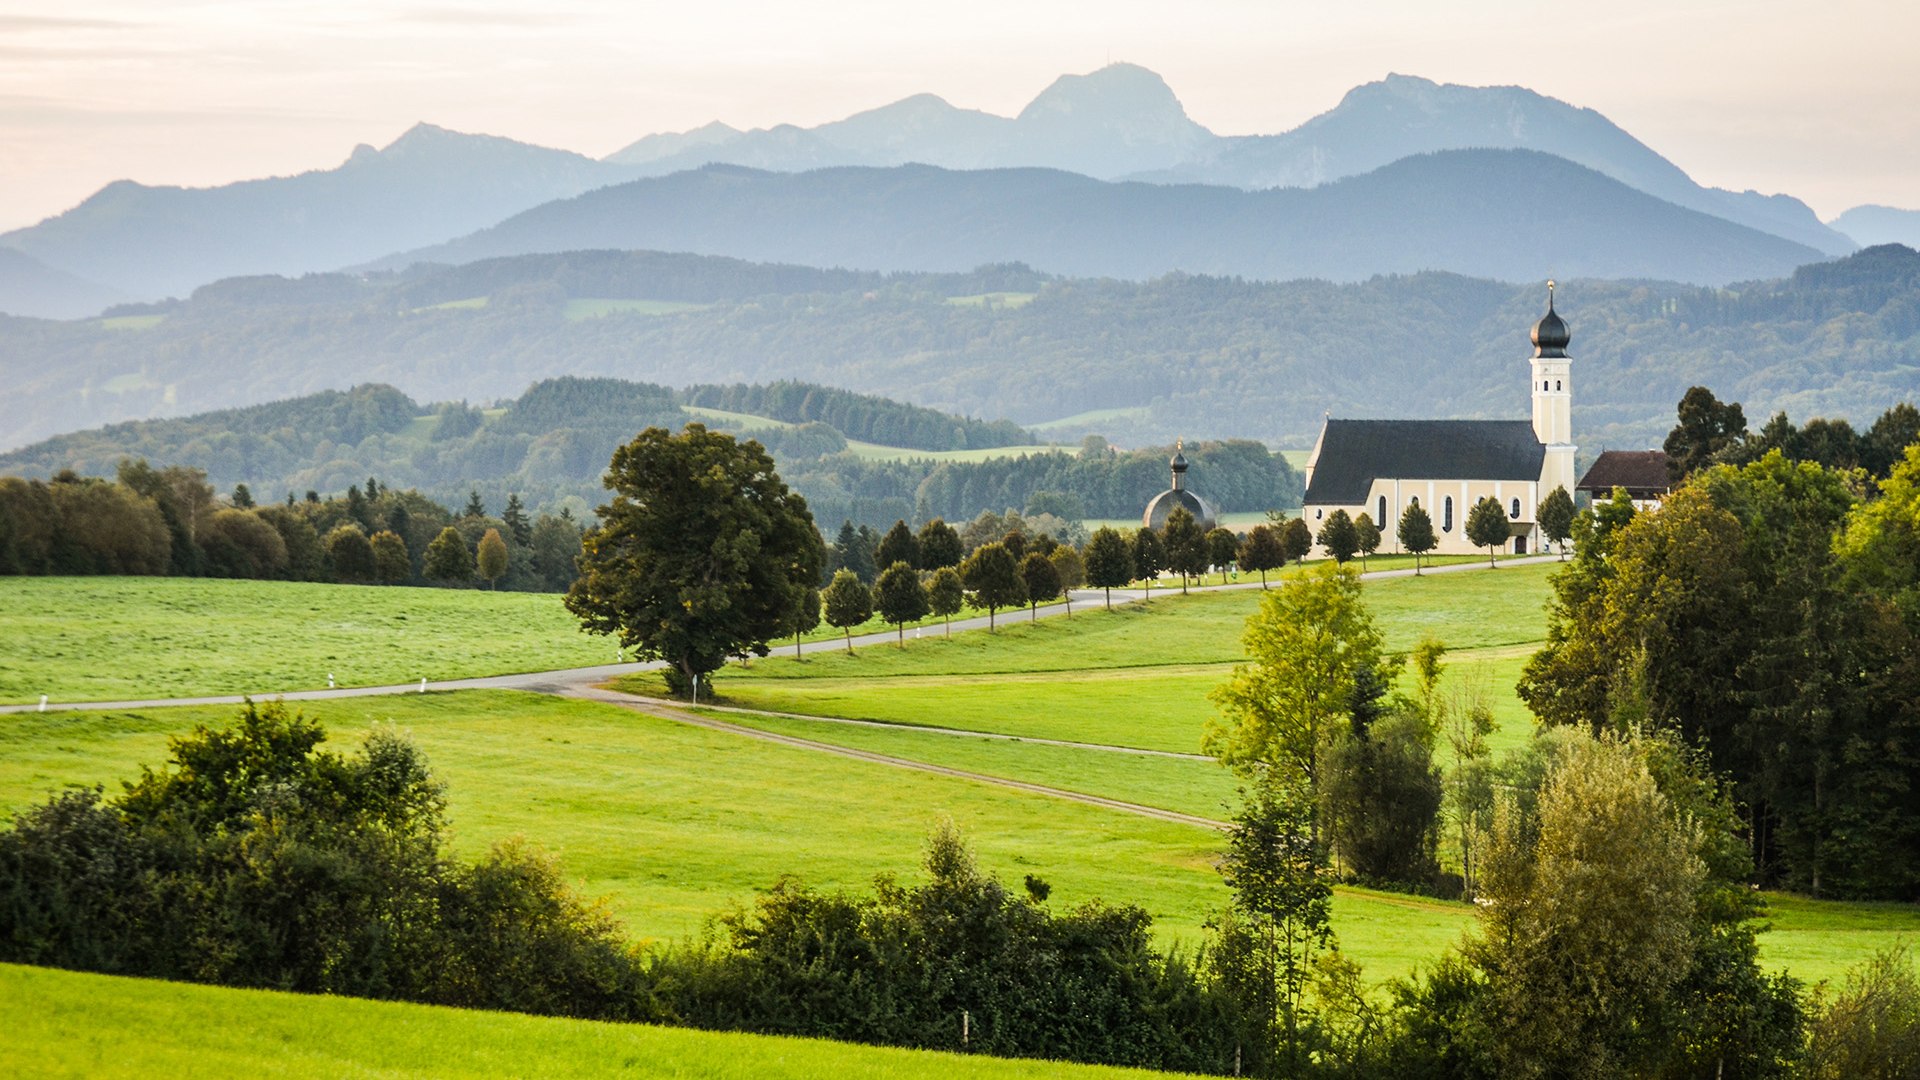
xmin=0 ymin=379 xmax=1301 ymax=530
xmin=5 ymin=245 xmax=1917 ymax=457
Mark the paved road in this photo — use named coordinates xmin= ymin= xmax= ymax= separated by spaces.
xmin=0 ymin=554 xmax=1559 ymax=716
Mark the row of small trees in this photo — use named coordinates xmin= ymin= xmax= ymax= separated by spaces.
xmin=816 ymin=535 xmax=1091 ymax=647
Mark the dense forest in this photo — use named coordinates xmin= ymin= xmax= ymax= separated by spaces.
xmin=0 ymin=378 xmax=1302 ymax=530
xmin=5 ymin=245 xmax=1917 ymax=457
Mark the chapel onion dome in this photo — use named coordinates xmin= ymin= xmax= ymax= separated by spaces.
xmin=1531 ymin=280 xmax=1571 ymax=358
xmin=1142 ymin=441 xmax=1217 ymax=531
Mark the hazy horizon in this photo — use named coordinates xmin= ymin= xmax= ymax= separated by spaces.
xmin=3 ymin=0 xmax=1916 ymax=232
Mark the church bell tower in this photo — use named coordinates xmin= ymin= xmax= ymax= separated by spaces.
xmin=1530 ymin=281 xmax=1577 ymax=495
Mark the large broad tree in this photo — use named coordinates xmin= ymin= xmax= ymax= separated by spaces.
xmin=566 ymin=424 xmax=824 ymax=695
xmin=424 ymin=525 xmax=473 ymax=585
xmin=1664 ymin=386 xmax=1749 ymax=480
xmin=1082 ymin=526 xmax=1133 ymax=609
xmin=1397 ymin=502 xmax=1436 ymax=573
xmin=1465 ymin=496 xmax=1511 ymax=567
xmin=1538 ymin=485 xmax=1576 ymax=559
xmin=960 ymin=542 xmax=1025 ymax=630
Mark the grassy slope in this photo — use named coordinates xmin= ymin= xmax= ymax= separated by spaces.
xmin=0 ymin=577 xmax=609 ymax=704
xmin=4 ymin=963 xmax=1194 ymax=1080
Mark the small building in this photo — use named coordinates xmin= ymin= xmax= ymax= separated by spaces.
xmin=1301 ymin=286 xmax=1578 ymax=556
xmin=1143 ymin=441 xmax=1217 ymax=531
xmin=1576 ymin=450 xmax=1671 ymax=512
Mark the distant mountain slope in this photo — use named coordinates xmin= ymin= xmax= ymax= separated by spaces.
xmin=0 ymin=248 xmax=124 ymax=320
xmin=372 ymin=150 xmax=1822 ymax=287
xmin=607 ymin=64 xmax=1211 ymax=181
xmin=5 ymin=245 xmax=1912 ymax=462
xmin=603 ymin=68 xmax=1851 ymax=257
xmin=1135 ymin=74 xmax=1851 ymax=256
xmin=0 ymin=124 xmax=634 ymax=303
xmin=1831 ymin=205 xmax=1920 ymax=249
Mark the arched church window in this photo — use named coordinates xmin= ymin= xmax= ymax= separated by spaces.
xmin=1511 ymin=498 xmax=1521 ymax=519
xmin=1442 ymin=496 xmax=1454 ymax=532
xmin=1377 ymin=495 xmax=1386 ymax=523
xmin=1543 ymin=380 xmax=1549 ymax=391
xmin=1555 ymin=379 xmax=1562 ymax=391
xmin=1315 ymin=508 xmax=1323 ymax=520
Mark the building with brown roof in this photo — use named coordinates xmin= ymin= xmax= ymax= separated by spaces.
xmin=1576 ymin=449 xmax=1672 ymax=511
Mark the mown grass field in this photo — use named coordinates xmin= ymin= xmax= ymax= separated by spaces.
xmin=5 ymin=560 xmax=1914 ymax=996
xmin=0 ymin=577 xmax=609 ymax=704
xmin=4 ymin=963 xmax=1198 ymax=1080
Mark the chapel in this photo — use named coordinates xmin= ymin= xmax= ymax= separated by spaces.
xmin=1142 ymin=441 xmax=1217 ymax=531
xmin=1300 ymin=286 xmax=1578 ymax=556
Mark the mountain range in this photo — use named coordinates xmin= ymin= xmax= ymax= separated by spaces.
xmin=2 ymin=65 xmax=1905 ymax=319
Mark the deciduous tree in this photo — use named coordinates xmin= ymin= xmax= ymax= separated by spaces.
xmin=565 ymin=424 xmax=824 ymax=695
xmin=1161 ymin=507 xmax=1208 ymax=594
xmin=1083 ymin=526 xmax=1132 ymax=608
xmin=325 ymin=524 xmax=377 ymax=584
xmin=1397 ymin=502 xmax=1436 ymax=574
xmin=1021 ymin=550 xmax=1061 ymax=621
xmin=1538 ymin=485 xmax=1575 ymax=559
xmin=424 ymin=525 xmax=473 ymax=585
xmin=1316 ymin=509 xmax=1359 ymax=564
xmin=1353 ymin=512 xmax=1381 ymax=571
xmin=876 ymin=519 xmax=920 ymax=570
xmin=370 ymin=529 xmax=410 ymax=585
xmin=960 ymin=542 xmax=1024 ymax=631
xmin=1465 ymin=496 xmax=1510 ymax=566
xmin=821 ymin=569 xmax=873 ymax=652
xmin=1129 ymin=527 xmax=1165 ymax=592
xmin=873 ymin=561 xmax=929 ymax=645
xmin=915 ymin=517 xmax=963 ymax=570
xmin=1206 ymin=526 xmax=1239 ymax=584
xmin=1279 ymin=517 xmax=1313 ymax=565
xmin=927 ymin=566 xmax=965 ymax=636
xmin=476 ymin=528 xmax=509 ymax=590
xmin=1238 ymin=524 xmax=1284 ymax=588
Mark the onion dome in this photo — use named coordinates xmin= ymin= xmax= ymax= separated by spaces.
xmin=1531 ymin=280 xmax=1570 ymax=358
xmin=1142 ymin=438 xmax=1217 ymax=530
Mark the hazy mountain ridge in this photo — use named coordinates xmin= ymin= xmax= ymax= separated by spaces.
xmin=0 ymin=248 xmax=123 ymax=320
xmin=0 ymin=123 xmax=639 ymax=302
xmin=367 ymin=149 xmax=1821 ymax=287
xmin=0 ymin=65 xmax=1868 ymax=318
xmin=1832 ymin=205 xmax=1920 ymax=250
xmin=4 ymin=244 xmax=1913 ymax=462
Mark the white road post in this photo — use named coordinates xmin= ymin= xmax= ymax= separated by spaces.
xmin=419 ymin=677 xmax=427 ymax=693
xmin=39 ymin=694 xmax=48 ymax=712
xmin=327 ymin=672 xmax=335 ymax=689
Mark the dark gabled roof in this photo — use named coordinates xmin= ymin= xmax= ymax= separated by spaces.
xmin=1577 ymin=450 xmax=1671 ymax=495
xmin=1304 ymin=419 xmax=1545 ymax=505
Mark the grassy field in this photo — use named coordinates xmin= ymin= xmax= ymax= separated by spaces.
xmin=4 ymin=963 xmax=1197 ymax=1079
xmin=841 ymin=440 xmax=1068 ymax=463
xmin=0 ymin=576 xmax=608 ymax=704
xmin=944 ymin=291 xmax=1037 ymax=309
xmin=564 ymin=297 xmax=710 ymax=320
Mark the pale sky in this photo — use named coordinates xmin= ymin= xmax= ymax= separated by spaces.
xmin=2 ymin=0 xmax=1915 ymax=231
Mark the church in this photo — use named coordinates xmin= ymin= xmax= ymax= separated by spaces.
xmin=1300 ymin=286 xmax=1577 ymax=556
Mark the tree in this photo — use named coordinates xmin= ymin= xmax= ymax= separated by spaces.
xmin=1130 ymin=527 xmax=1165 ymax=592
xmin=1538 ymin=484 xmax=1575 ymax=559
xmin=1279 ymin=517 xmax=1313 ymax=565
xmin=831 ymin=520 xmax=878 ymax=584
xmin=1316 ymin=509 xmax=1359 ymax=564
xmin=1048 ymin=544 xmax=1085 ymax=618
xmin=927 ymin=566 xmax=965 ymax=637
xmin=1238 ymin=524 xmax=1284 ymax=589
xmin=1206 ymin=527 xmax=1239 ymax=584
xmin=325 ymin=524 xmax=377 ymax=584
xmin=476 ymin=528 xmax=509 ymax=590
xmin=1397 ymin=501 xmax=1435 ymax=574
xmin=1664 ymin=385 xmax=1748 ymax=480
xmin=1213 ymin=777 xmax=1334 ymax=1076
xmin=1206 ymin=563 xmax=1389 ymax=812
xmin=424 ymin=525 xmax=474 ymax=585
xmin=1465 ymin=496 xmax=1511 ymax=567
xmin=230 ymin=483 xmax=254 ymax=509
xmin=788 ymin=587 xmax=821 ymax=658
xmin=1352 ymin=513 xmax=1381 ymax=571
xmin=960 ymin=542 xmax=1024 ymax=631
xmin=565 ymin=424 xmax=824 ymax=696
xmin=873 ymin=561 xmax=929 ymax=646
xmin=370 ymin=529 xmax=410 ymax=585
xmin=1082 ymin=527 xmax=1133 ymax=609
xmin=1468 ymin=732 xmax=1706 ymax=1077
xmin=463 ymin=490 xmax=486 ymax=519
xmin=916 ymin=518 xmax=963 ymax=570
xmin=1021 ymin=550 xmax=1061 ymax=621
xmin=875 ymin=519 xmax=920 ymax=570
xmin=501 ymin=494 xmax=532 ymax=547
xmin=821 ymin=569 xmax=873 ymax=652
xmin=201 ymin=508 xmax=288 ymax=579
xmin=528 ymin=513 xmax=583 ymax=592
xmin=1161 ymin=507 xmax=1208 ymax=595
xmin=1319 ymin=706 xmax=1442 ymax=887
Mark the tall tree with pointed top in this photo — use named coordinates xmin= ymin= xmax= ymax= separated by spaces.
xmin=875 ymin=519 xmax=920 ymax=570
xmin=1398 ymin=502 xmax=1436 ymax=574
xmin=1538 ymin=485 xmax=1576 ymax=560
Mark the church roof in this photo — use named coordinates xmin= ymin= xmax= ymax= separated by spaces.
xmin=1144 ymin=488 xmax=1216 ymax=532
xmin=1304 ymin=419 xmax=1545 ymax=505
xmin=1577 ymin=450 xmax=1671 ymax=496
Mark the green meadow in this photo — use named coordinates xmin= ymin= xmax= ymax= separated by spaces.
xmin=0 ymin=576 xmax=608 ymax=704
xmin=4 ymin=963 xmax=1197 ymax=1080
